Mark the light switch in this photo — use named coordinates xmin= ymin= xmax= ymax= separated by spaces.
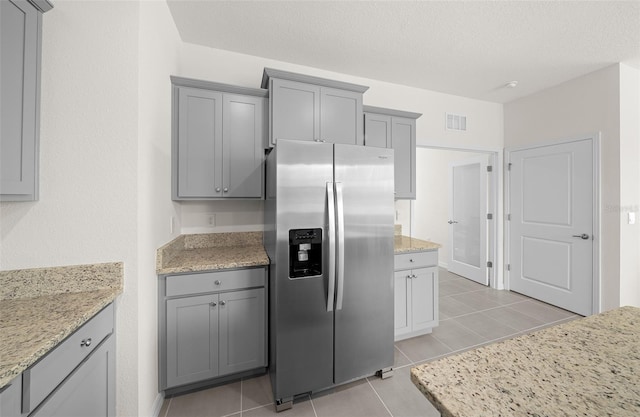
xmin=629 ymin=212 xmax=636 ymax=225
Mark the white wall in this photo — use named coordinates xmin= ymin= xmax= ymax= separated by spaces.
xmin=137 ymin=1 xmax=181 ymax=415
xmin=619 ymin=64 xmax=640 ymax=307
xmin=504 ymin=64 xmax=630 ymax=311
xmin=0 ymin=1 xmax=141 ymax=415
xmin=175 ymin=44 xmax=504 ymax=233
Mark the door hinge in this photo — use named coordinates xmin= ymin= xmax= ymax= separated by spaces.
xmin=487 ymin=261 xmax=493 ymax=268
xmin=507 ymin=264 xmax=511 ymax=271
xmin=487 ymin=165 xmax=492 ymax=172
xmin=487 ymin=213 xmax=493 ymax=220
xmin=508 ymin=163 xmax=512 ymax=171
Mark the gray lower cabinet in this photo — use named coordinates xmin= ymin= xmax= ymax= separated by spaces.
xmin=30 ymin=335 xmax=115 ymax=417
xmin=171 ymin=76 xmax=267 ymax=200
xmin=0 ymin=0 xmax=52 ymax=202
xmin=160 ymin=268 xmax=267 ymax=392
xmin=364 ymin=106 xmax=421 ymax=200
xmin=394 ymin=251 xmax=439 ymax=341
xmin=262 ymin=68 xmax=367 ymax=147
xmin=0 ymin=303 xmax=115 ymax=417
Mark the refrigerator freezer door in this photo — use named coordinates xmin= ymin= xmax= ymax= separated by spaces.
xmin=333 ymin=144 xmax=395 ymax=384
xmin=270 ymin=140 xmax=335 ymax=400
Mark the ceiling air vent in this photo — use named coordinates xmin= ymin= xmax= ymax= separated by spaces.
xmin=446 ymin=113 xmax=467 ymax=131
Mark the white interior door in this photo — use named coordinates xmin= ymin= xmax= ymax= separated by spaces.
xmin=508 ymin=139 xmax=594 ymax=316
xmin=448 ymin=156 xmax=488 ymax=285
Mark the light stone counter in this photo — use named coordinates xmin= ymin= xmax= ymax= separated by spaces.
xmin=394 ymin=235 xmax=441 ymax=254
xmin=157 ymin=232 xmax=269 ymax=275
xmin=411 ymin=306 xmax=640 ymax=417
xmin=0 ymin=263 xmax=123 ymax=389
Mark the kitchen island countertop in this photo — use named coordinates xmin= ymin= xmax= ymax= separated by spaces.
xmin=0 ymin=263 xmax=123 ymax=389
xmin=411 ymin=306 xmax=640 ymax=417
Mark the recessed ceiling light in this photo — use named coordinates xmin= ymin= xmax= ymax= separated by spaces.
xmin=505 ymin=81 xmax=519 ymax=88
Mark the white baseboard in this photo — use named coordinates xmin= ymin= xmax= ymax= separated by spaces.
xmin=150 ymin=392 xmax=165 ymax=417
xmin=438 ymin=261 xmax=449 ymax=269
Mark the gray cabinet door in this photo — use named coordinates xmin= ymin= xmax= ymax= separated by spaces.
xmin=223 ymin=94 xmax=265 ymax=198
xmin=364 ymin=112 xmax=392 ymax=148
xmin=391 ymin=117 xmax=416 ymax=199
xmin=0 ymin=0 xmax=39 ymax=201
xmin=218 ymin=288 xmax=266 ymax=376
xmin=177 ymin=87 xmax=223 ymax=197
xmin=0 ymin=376 xmax=22 ymax=417
xmin=411 ymin=267 xmax=437 ymax=332
xmin=320 ymin=87 xmax=364 ymax=145
xmin=166 ymin=294 xmax=219 ymax=388
xmin=394 ymin=271 xmax=411 ymax=337
xmin=31 ymin=335 xmax=115 ymax=417
xmin=270 ymin=78 xmax=320 ymax=144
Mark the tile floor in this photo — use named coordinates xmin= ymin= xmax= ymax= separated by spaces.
xmin=159 ymin=268 xmax=580 ymax=417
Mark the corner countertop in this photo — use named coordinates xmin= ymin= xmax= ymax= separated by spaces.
xmin=157 ymin=232 xmax=269 ymax=275
xmin=394 ymin=235 xmax=441 ymax=254
xmin=411 ymin=306 xmax=640 ymax=417
xmin=0 ymin=263 xmax=123 ymax=389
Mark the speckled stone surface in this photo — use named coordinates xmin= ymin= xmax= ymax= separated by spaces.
xmin=0 ymin=262 xmax=123 ymax=301
xmin=0 ymin=263 xmax=123 ymax=389
xmin=411 ymin=306 xmax=640 ymax=417
xmin=157 ymin=232 xmax=269 ymax=275
xmin=394 ymin=235 xmax=441 ymax=254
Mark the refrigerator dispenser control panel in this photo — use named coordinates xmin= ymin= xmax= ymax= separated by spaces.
xmin=289 ymin=228 xmax=322 ymax=278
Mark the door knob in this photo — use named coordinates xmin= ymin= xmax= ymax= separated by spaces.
xmin=220 ymin=300 xmax=226 ymax=306
xmin=223 ymin=188 xmax=229 ymax=193
xmin=447 ymin=220 xmax=458 ymax=224
xmin=215 ymin=187 xmax=221 ymax=192
xmin=572 ymin=233 xmax=590 ymax=240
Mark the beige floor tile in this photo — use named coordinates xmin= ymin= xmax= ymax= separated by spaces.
xmin=395 ymin=333 xmax=452 ymax=363
xmin=242 ymin=373 xmax=273 ymax=410
xmin=165 ymin=381 xmax=241 ymax=417
xmin=312 ymin=379 xmax=390 ymax=417
xmin=368 ymin=366 xmax=440 ymax=417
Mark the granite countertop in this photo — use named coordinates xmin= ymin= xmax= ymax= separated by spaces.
xmin=157 ymin=232 xmax=269 ymax=275
xmin=394 ymin=235 xmax=441 ymax=254
xmin=411 ymin=306 xmax=640 ymax=417
xmin=0 ymin=263 xmax=123 ymax=389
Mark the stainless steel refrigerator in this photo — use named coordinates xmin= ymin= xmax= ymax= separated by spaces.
xmin=264 ymin=139 xmax=395 ymax=410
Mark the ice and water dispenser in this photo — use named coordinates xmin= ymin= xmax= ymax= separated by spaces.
xmin=289 ymin=228 xmax=322 ymax=278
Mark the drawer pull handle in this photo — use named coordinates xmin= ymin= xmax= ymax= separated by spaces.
xmin=215 ymin=280 xmax=221 ymax=285
xmin=220 ymin=300 xmax=226 ymax=306
xmin=81 ymin=338 xmax=92 ymax=347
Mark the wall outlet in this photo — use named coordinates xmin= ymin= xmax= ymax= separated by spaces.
xmin=170 ymin=216 xmax=175 ymax=234
xmin=207 ymin=213 xmax=216 ymax=226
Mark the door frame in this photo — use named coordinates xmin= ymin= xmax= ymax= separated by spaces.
xmin=505 ymin=133 xmax=601 ymax=315
xmin=415 ymin=144 xmax=503 ymax=289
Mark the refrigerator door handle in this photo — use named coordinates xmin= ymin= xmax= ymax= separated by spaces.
xmin=335 ymin=182 xmax=345 ymax=310
xmin=326 ymin=182 xmax=336 ymax=312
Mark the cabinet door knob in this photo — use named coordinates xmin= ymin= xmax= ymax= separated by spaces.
xmin=210 ymin=302 xmax=217 ymax=307
xmin=223 ymin=187 xmax=229 ymax=193
xmin=409 ymin=259 xmax=414 ymax=263
xmin=215 ymin=280 xmax=221 ymax=285
xmin=215 ymin=187 xmax=221 ymax=192
xmin=81 ymin=338 xmax=92 ymax=347
xmin=406 ymin=274 xmax=412 ymax=279
xmin=220 ymin=300 xmax=226 ymax=306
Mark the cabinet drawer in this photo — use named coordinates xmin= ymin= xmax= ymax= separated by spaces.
xmin=394 ymin=251 xmax=438 ymax=270
xmin=22 ymin=304 xmax=114 ymax=413
xmin=166 ymin=268 xmax=266 ymax=297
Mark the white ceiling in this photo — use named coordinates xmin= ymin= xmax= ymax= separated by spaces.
xmin=167 ymin=0 xmax=640 ymax=103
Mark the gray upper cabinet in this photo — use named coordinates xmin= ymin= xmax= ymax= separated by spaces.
xmin=364 ymin=106 xmax=421 ymax=200
xmin=0 ymin=0 xmax=52 ymax=202
xmin=171 ymin=76 xmax=267 ymax=200
xmin=262 ymin=68 xmax=368 ymax=147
